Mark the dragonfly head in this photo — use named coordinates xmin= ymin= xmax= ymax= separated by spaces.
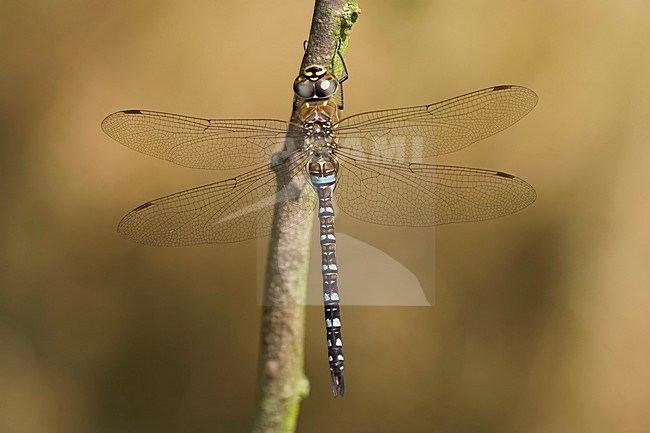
xmin=294 ymin=64 xmax=338 ymax=100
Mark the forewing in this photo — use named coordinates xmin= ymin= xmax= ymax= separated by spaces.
xmin=102 ymin=109 xmax=297 ymax=169
xmin=335 ymin=85 xmax=537 ymax=161
xmin=118 ymin=155 xmax=316 ymax=245
xmin=334 ymin=153 xmax=536 ymax=226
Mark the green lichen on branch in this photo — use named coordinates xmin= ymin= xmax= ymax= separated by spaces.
xmin=342 ymin=1 xmax=361 ymax=28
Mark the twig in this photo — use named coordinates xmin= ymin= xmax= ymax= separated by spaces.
xmin=252 ymin=1 xmax=360 ymax=432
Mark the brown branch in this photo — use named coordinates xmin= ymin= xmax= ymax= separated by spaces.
xmin=252 ymin=1 xmax=360 ymax=432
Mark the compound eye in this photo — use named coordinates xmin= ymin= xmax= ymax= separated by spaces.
xmin=314 ymin=77 xmax=337 ymax=98
xmin=294 ymin=77 xmax=315 ymax=99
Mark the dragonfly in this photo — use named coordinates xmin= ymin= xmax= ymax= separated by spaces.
xmin=102 ymin=64 xmax=537 ymax=397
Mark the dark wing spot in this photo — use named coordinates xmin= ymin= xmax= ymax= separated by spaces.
xmin=495 ymin=171 xmax=515 ymax=179
xmin=123 ymin=109 xmax=142 ymax=115
xmin=133 ymin=202 xmax=154 ymax=211
xmin=492 ymin=85 xmax=513 ymax=91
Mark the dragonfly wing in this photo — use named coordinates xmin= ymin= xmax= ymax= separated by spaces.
xmin=118 ymin=155 xmax=316 ymax=245
xmin=102 ymin=109 xmax=298 ymax=170
xmin=335 ymin=85 xmax=537 ymax=161
xmin=334 ymin=153 xmax=536 ymax=226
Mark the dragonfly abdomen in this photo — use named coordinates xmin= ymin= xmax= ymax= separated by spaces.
xmin=307 ymin=150 xmax=345 ymax=396
xmin=316 ymin=182 xmax=345 ymax=397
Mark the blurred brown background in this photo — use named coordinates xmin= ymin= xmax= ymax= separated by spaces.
xmin=1 ymin=1 xmax=649 ymax=432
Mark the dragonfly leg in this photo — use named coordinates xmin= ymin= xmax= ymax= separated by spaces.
xmin=334 ymin=40 xmax=349 ymax=110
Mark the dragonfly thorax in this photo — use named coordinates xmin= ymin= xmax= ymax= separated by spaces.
xmin=299 ymin=98 xmax=339 ymax=152
xmin=297 ymin=99 xmax=339 ymax=124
